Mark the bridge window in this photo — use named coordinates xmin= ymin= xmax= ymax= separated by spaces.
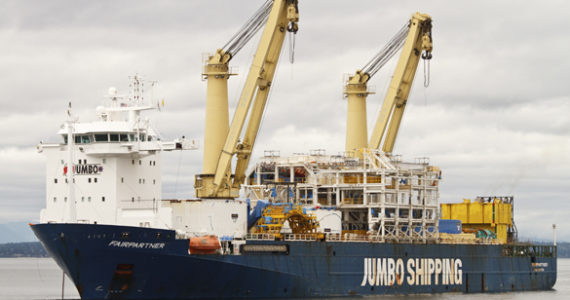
xmin=109 ymin=134 xmax=119 ymax=142
xmin=120 ymin=134 xmax=128 ymax=142
xmin=95 ymin=134 xmax=108 ymax=142
xmin=74 ymin=135 xmax=91 ymax=144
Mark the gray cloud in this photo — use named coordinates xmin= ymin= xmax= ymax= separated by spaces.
xmin=0 ymin=0 xmax=568 ymax=242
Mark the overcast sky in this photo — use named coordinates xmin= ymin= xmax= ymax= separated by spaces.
xmin=0 ymin=0 xmax=568 ymax=241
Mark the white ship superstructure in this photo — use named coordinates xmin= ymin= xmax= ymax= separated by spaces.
xmin=37 ymin=76 xmax=197 ymax=227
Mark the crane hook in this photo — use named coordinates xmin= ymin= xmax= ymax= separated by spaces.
xmin=287 ymin=22 xmax=298 ymax=33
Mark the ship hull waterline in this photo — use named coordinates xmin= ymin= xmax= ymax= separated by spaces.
xmin=31 ymin=223 xmax=557 ymax=299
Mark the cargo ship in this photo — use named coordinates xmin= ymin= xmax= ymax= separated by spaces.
xmin=31 ymin=1 xmax=556 ymax=299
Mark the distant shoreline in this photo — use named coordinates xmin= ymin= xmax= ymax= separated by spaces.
xmin=0 ymin=242 xmax=48 ymax=258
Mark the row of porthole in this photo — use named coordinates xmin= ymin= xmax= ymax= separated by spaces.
xmin=87 ymin=232 xmax=173 ymax=239
xmin=119 ymin=177 xmax=157 ymax=185
xmin=60 ymin=159 xmax=108 ymax=165
xmin=131 ymin=159 xmax=157 ymax=166
xmin=54 ymin=177 xmax=158 ymax=185
xmin=137 ymin=178 xmax=157 ymax=184
xmin=54 ymin=177 xmax=100 ymax=184
xmin=53 ymin=196 xmax=106 ymax=202
xmin=52 ymin=196 xmax=158 ymax=203
xmin=129 ymin=197 xmax=157 ymax=202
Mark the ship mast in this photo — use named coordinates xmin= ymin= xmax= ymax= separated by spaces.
xmin=64 ymin=103 xmax=77 ymax=223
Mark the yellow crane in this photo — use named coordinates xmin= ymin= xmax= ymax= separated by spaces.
xmin=196 ymin=0 xmax=299 ymax=199
xmin=368 ymin=12 xmax=433 ymax=153
xmin=202 ymin=1 xmax=273 ymax=175
xmin=344 ymin=23 xmax=410 ymax=157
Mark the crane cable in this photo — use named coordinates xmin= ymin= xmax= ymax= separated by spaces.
xmin=287 ymin=0 xmax=299 ymax=64
xmin=423 ymin=58 xmax=430 ymax=87
xmin=288 ymin=31 xmax=296 ymax=63
xmin=362 ymin=23 xmax=409 ymax=78
xmin=422 ymin=25 xmax=433 ymax=87
xmin=222 ymin=0 xmax=273 ymax=58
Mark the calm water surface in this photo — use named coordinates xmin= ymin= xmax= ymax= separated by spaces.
xmin=0 ymin=258 xmax=568 ymax=300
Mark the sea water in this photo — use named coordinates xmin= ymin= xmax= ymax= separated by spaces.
xmin=0 ymin=258 xmax=568 ymax=300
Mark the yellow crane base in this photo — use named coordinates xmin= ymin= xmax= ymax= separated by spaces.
xmin=194 ymin=174 xmax=240 ymax=199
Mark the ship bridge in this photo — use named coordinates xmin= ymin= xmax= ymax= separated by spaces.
xmin=37 ymin=76 xmax=198 ymax=228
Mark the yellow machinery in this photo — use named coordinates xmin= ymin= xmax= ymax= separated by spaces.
xmin=195 ymin=0 xmax=299 ymax=198
xmin=440 ymin=196 xmax=517 ymax=244
xmin=202 ymin=47 xmax=232 ymax=176
xmin=344 ymin=68 xmax=374 ymax=157
xmin=368 ymin=13 xmax=433 ymax=153
xmin=252 ymin=204 xmax=321 ymax=240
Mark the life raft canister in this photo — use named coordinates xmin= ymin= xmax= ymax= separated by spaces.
xmin=188 ymin=235 xmax=221 ymax=254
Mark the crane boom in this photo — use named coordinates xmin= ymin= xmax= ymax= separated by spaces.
xmin=368 ymin=12 xmax=432 ymax=152
xmin=196 ymin=0 xmax=299 ymax=198
xmin=232 ymin=33 xmax=286 ymax=186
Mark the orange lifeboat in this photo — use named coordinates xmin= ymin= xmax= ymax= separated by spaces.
xmin=188 ymin=235 xmax=221 ymax=254
xmin=294 ymin=167 xmax=306 ymax=177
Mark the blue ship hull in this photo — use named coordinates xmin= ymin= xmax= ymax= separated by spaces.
xmin=31 ymin=223 xmax=557 ymax=299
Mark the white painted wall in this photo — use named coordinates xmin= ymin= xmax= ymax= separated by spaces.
xmin=40 ymin=145 xmax=166 ymax=228
xmin=169 ymin=199 xmax=247 ymax=239
xmin=309 ymin=209 xmax=342 ymax=234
